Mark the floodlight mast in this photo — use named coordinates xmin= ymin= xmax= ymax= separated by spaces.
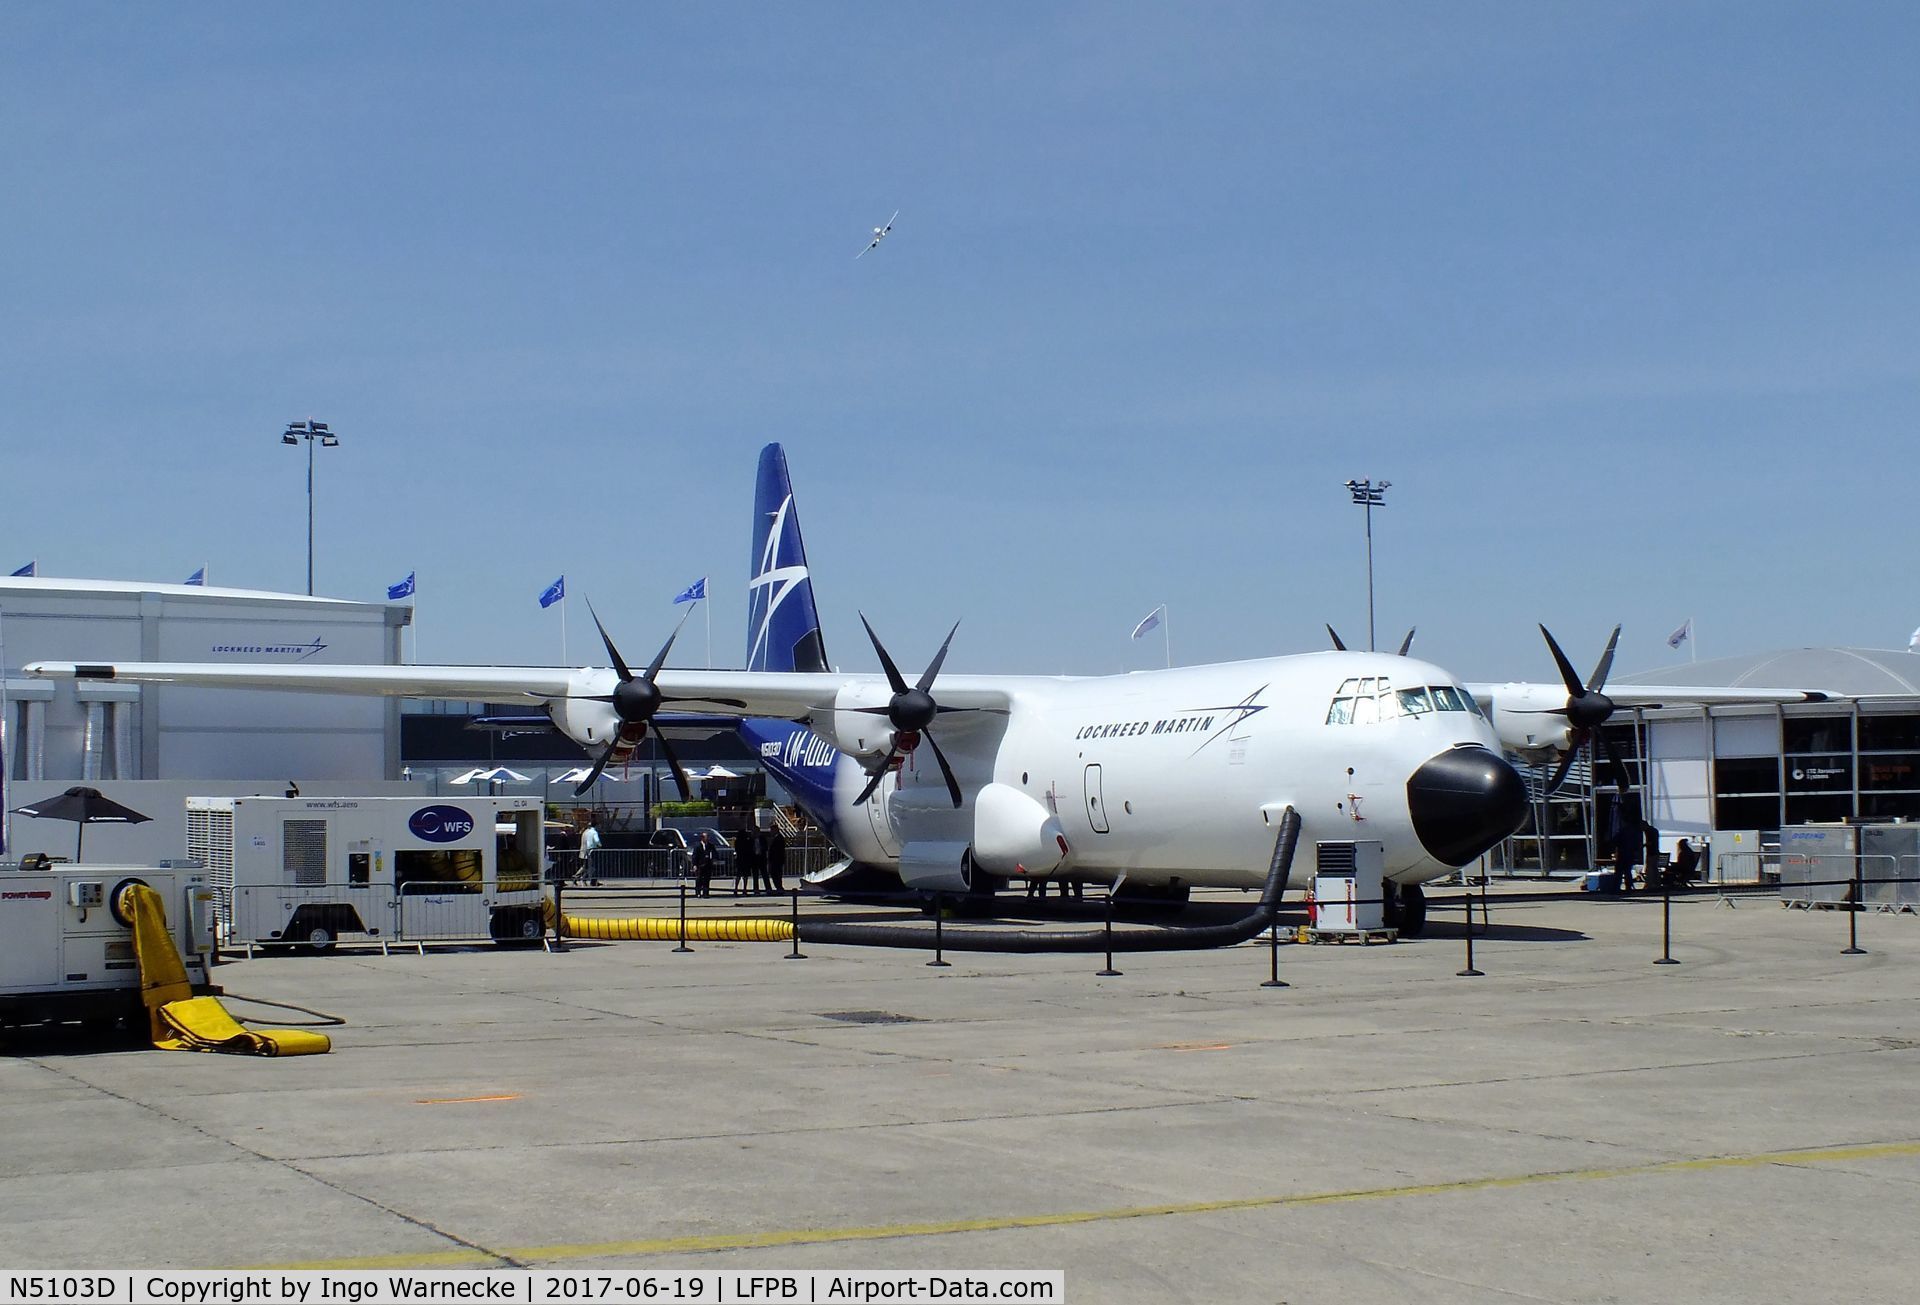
xmin=1345 ymin=478 xmax=1390 ymax=652
xmin=281 ymin=420 xmax=339 ymax=595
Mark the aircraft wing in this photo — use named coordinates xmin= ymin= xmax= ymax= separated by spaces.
xmin=23 ymin=660 xmax=1021 ymax=720
xmin=1465 ymin=681 xmax=1836 ymax=710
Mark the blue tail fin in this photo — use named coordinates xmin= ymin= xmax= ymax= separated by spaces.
xmin=746 ymin=443 xmax=829 ymax=673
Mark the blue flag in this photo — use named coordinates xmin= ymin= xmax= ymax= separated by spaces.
xmin=673 ymin=576 xmax=707 ymax=605
xmin=9 ymin=562 xmax=34 ymax=577
xmin=184 ymin=566 xmax=206 ymax=586
xmin=539 ymin=576 xmax=566 ymax=609
xmin=387 ymin=571 xmax=416 ymax=600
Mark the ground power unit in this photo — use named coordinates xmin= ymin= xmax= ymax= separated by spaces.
xmin=185 ymin=796 xmax=548 ymax=950
xmin=1312 ymin=840 xmax=1386 ymax=932
xmin=0 ymin=863 xmax=213 ymax=1027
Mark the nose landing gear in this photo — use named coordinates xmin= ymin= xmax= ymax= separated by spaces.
xmin=1383 ymin=881 xmax=1428 ymax=936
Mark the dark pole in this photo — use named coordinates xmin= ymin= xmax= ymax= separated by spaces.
xmin=786 ymin=886 xmax=805 ymax=959
xmin=1844 ymin=857 xmax=1865 ymax=955
xmin=927 ymin=893 xmax=950 ymax=967
xmin=1457 ymin=888 xmax=1482 ymax=977
xmin=1097 ymin=888 xmax=1121 ymax=977
xmin=1364 ymin=497 xmax=1375 ymax=652
xmin=673 ymin=878 xmax=692 ymax=953
xmin=1260 ymin=916 xmax=1288 ymax=988
xmin=306 ymin=433 xmax=315 ymax=596
xmin=1655 ymin=880 xmax=1678 ymax=965
xmin=550 ymin=858 xmax=567 ymax=952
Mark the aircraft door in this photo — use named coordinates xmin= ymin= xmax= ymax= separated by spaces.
xmin=1084 ymin=764 xmax=1110 ymax=834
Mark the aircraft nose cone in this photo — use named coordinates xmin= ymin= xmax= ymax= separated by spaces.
xmin=1406 ymin=747 xmax=1528 ymax=866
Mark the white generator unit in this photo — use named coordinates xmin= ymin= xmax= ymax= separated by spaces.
xmin=185 ymin=796 xmax=548 ymax=950
xmin=0 ymin=863 xmax=213 ymax=1027
xmin=1312 ymin=840 xmax=1386 ymax=932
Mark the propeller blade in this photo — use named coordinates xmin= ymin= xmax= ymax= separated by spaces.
xmin=653 ymin=731 xmax=694 ymax=801
xmin=659 ymin=696 xmax=749 ymax=709
xmin=644 ymin=610 xmax=693 ymax=683
xmin=585 ymin=600 xmax=633 ymax=682
xmin=1545 ymin=745 xmax=1579 ymax=797
xmin=1587 ymin=624 xmax=1621 ymax=693
xmin=1538 ymin=625 xmax=1585 ymax=699
xmin=916 ymin=620 xmax=961 ymax=693
xmin=858 ymin=613 xmax=910 ymax=696
xmin=854 ymin=746 xmax=899 ymax=805
xmin=575 ymin=741 xmax=618 ymax=796
xmin=1326 ymin=625 xmax=1347 ymax=652
xmin=1397 ymin=628 xmax=1417 ymax=656
xmin=923 ymin=729 xmax=964 ymax=809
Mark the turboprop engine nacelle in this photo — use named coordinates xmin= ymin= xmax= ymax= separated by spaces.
xmin=810 ymin=682 xmax=899 ymax=762
xmin=1482 ymin=684 xmax=1577 ymax=759
xmin=547 ymin=695 xmax=622 ymax=748
xmin=970 ymin=783 xmax=1069 ymax=877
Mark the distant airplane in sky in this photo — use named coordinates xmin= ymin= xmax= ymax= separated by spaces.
xmin=856 ymin=210 xmax=898 ymax=259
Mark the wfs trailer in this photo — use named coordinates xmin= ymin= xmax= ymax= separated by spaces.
xmin=186 ymin=796 xmax=548 ymax=950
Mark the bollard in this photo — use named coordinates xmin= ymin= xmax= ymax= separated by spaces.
xmin=927 ymin=892 xmax=951 ymax=967
xmin=1097 ymin=889 xmax=1122 ymax=977
xmin=786 ymin=886 xmax=806 ymax=959
xmin=550 ymin=867 xmax=569 ymax=953
xmin=672 ymin=879 xmax=693 ymax=954
xmin=1844 ymin=863 xmax=1866 ymax=955
xmin=1654 ymin=882 xmax=1678 ymax=965
xmin=1457 ymin=888 xmax=1482 ymax=977
xmin=1260 ymin=916 xmax=1288 ymax=989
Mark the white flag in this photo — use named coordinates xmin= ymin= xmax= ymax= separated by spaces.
xmin=1667 ymin=619 xmax=1691 ymax=650
xmin=1131 ymin=606 xmax=1164 ymax=640
xmin=1909 ymin=626 xmax=1920 ymax=654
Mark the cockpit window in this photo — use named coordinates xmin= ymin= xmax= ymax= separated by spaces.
xmin=1327 ymin=676 xmax=1397 ymax=725
xmin=1397 ymin=687 xmax=1434 ymax=716
xmin=1428 ymin=685 xmax=1486 ymax=717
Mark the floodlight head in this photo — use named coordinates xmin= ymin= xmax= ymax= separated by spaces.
xmin=281 ymin=433 xmax=298 ymax=445
xmin=312 ymin=422 xmax=329 ymax=434
xmin=320 ymin=435 xmax=339 ymax=447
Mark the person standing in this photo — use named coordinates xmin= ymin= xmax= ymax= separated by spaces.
xmin=692 ymin=831 xmax=715 ymax=898
xmin=576 ymin=817 xmax=602 ymax=886
xmin=766 ymin=827 xmax=787 ymax=895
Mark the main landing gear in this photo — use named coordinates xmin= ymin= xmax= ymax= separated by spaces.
xmin=1382 ymin=881 xmax=1428 ymax=936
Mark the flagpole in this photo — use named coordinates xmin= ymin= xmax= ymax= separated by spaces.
xmin=1 ymin=604 xmax=11 ymax=856
xmin=705 ymin=598 xmax=711 ymax=670
xmin=561 ymin=592 xmax=569 ymax=665
xmin=1163 ymin=605 xmax=1172 ymax=669
xmin=1690 ymin=616 xmax=1696 ymax=664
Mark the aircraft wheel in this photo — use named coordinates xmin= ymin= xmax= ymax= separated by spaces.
xmin=1398 ymin=883 xmax=1428 ymax=936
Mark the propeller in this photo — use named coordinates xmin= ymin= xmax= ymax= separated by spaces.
xmin=1534 ymin=623 xmax=1627 ymax=794
xmin=572 ymin=602 xmax=746 ymax=799
xmin=850 ymin=613 xmax=969 ymax=809
xmin=1327 ymin=625 xmax=1415 ymax=655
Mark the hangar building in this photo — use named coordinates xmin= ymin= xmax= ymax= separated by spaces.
xmin=0 ymin=575 xmax=408 ymax=783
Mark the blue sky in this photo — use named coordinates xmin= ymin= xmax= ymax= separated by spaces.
xmin=3 ymin=4 xmax=1915 ymax=683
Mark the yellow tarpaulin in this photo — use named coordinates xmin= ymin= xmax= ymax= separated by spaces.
xmin=123 ymin=883 xmax=331 ymax=1056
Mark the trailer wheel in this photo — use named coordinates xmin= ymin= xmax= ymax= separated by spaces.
xmin=304 ymin=925 xmax=335 ymax=951
xmin=490 ymin=909 xmax=543 ymax=947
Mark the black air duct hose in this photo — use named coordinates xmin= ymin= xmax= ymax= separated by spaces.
xmin=796 ymin=807 xmax=1300 ymax=954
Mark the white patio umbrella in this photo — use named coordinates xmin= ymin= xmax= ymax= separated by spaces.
xmin=699 ymin=765 xmax=741 ymax=780
xmin=455 ymin=766 xmax=531 ymax=785
xmin=554 ymin=766 xmax=628 ymax=786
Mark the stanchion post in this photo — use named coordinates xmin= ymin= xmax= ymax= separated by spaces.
xmin=1457 ymin=887 xmax=1482 ymax=977
xmin=786 ymin=886 xmax=806 ymax=959
xmin=927 ymin=892 xmax=951 ymax=967
xmin=1097 ymin=888 xmax=1122 ymax=977
xmin=673 ymin=878 xmax=693 ymax=954
xmin=550 ymin=863 xmax=569 ymax=953
xmin=1260 ymin=917 xmax=1288 ymax=989
xmin=1654 ymin=879 xmax=1678 ymax=965
xmin=1844 ymin=859 xmax=1866 ymax=955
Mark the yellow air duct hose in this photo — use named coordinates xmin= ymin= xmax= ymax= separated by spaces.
xmin=123 ymin=883 xmax=332 ymax=1056
xmin=543 ymin=898 xmax=794 ymax=943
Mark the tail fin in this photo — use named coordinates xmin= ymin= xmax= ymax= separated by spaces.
xmin=746 ymin=443 xmax=829 ymax=673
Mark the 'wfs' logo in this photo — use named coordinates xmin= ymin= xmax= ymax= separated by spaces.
xmin=408 ymin=805 xmax=476 ymax=843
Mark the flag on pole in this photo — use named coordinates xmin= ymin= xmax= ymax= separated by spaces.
xmin=1908 ymin=626 xmax=1919 ymax=654
xmin=387 ymin=571 xmax=416 ymax=600
xmin=673 ymin=577 xmax=707 ymax=605
xmin=1131 ymin=606 xmax=1165 ymax=640
xmin=1667 ymin=618 xmax=1692 ymax=650
xmin=8 ymin=562 xmax=33 ymax=577
xmin=539 ymin=576 xmax=566 ymax=609
xmin=184 ymin=566 xmax=206 ymax=586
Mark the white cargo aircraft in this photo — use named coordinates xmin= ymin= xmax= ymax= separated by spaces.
xmin=27 ymin=461 xmax=1533 ymax=936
